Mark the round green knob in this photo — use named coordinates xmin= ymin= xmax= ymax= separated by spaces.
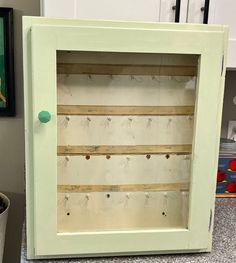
xmin=38 ymin=111 xmax=51 ymax=123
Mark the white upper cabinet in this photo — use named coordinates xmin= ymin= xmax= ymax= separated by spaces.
xmin=40 ymin=0 xmax=161 ymax=22
xmin=159 ymin=0 xmax=188 ymax=22
xmin=208 ymin=0 xmax=236 ymax=68
xmin=40 ymin=0 xmax=187 ymax=23
xmin=187 ymin=0 xmax=209 ymax=24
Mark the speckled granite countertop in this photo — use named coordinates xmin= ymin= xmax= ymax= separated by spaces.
xmin=21 ymin=199 xmax=236 ymax=263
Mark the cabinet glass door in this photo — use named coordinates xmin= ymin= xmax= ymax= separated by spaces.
xmin=56 ymin=51 xmax=197 ymax=233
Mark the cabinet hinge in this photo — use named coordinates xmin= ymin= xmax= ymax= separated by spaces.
xmin=221 ymin=55 xmax=224 ymax=76
xmin=24 ymin=163 xmax=26 ymax=184
xmin=208 ymin=209 xmax=213 ymax=232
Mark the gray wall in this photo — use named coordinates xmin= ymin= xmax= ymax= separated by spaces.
xmin=221 ymin=71 xmax=236 ymax=138
xmin=0 ymin=1 xmax=40 ymax=262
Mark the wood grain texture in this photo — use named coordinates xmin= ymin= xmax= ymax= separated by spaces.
xmin=57 ymin=144 xmax=192 ymax=155
xmin=57 ymin=105 xmax=195 ymax=116
xmin=57 ymin=63 xmax=197 ymax=76
xmin=216 ymin=194 xmax=236 ymax=198
xmin=57 ymin=182 xmax=189 ymax=193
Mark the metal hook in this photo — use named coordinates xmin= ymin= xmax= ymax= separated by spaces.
xmin=151 ymin=75 xmax=161 ymax=83
xmin=167 ymin=118 xmax=172 ymax=128
xmin=162 ymin=192 xmax=168 ymax=216
xmin=147 ymin=118 xmax=152 ymax=128
xmin=183 ymin=155 xmax=190 ymax=160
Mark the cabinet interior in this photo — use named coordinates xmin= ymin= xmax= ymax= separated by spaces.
xmin=56 ymin=51 xmax=199 ymax=233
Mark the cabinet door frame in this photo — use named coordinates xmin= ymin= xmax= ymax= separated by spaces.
xmin=23 ymin=17 xmax=227 ymax=259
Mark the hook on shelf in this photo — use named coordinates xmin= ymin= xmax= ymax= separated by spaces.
xmin=147 ymin=118 xmax=152 ymax=128
xmin=151 ymin=75 xmax=161 ymax=83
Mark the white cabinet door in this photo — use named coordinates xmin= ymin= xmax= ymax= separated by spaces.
xmin=41 ymin=0 xmax=161 ymax=22
xmin=187 ymin=0 xmax=210 ymax=24
xmin=40 ymin=0 xmax=190 ymax=23
xmin=40 ymin=0 xmax=75 ymax=18
xmin=159 ymin=0 xmax=188 ymax=22
xmin=208 ymin=0 xmax=236 ymax=68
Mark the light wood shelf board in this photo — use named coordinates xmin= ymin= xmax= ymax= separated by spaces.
xmin=57 ymin=183 xmax=189 ymax=193
xmin=57 ymin=63 xmax=197 ymax=76
xmin=216 ymin=194 xmax=236 ymax=198
xmin=57 ymin=105 xmax=194 ymax=116
xmin=57 ymin=144 xmax=192 ymax=156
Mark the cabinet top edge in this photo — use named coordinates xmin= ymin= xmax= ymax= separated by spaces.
xmin=22 ymin=16 xmax=228 ymax=33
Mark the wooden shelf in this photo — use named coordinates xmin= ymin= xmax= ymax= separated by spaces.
xmin=57 ymin=63 xmax=197 ymax=76
xmin=57 ymin=182 xmax=189 ymax=193
xmin=57 ymin=105 xmax=194 ymax=116
xmin=216 ymin=194 xmax=236 ymax=198
xmin=57 ymin=144 xmax=192 ymax=156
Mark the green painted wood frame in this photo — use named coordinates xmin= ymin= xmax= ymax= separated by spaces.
xmin=23 ymin=17 xmax=228 ymax=259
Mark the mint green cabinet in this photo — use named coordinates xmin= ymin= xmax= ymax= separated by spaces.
xmin=23 ymin=17 xmax=227 ymax=259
